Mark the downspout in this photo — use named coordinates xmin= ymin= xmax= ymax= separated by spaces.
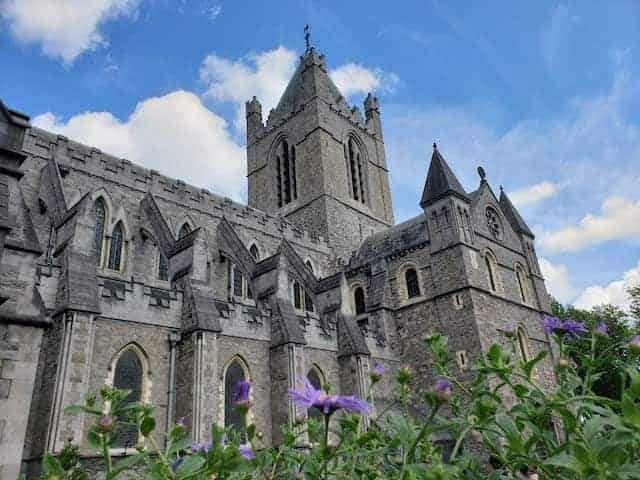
xmin=166 ymin=332 xmax=180 ymax=445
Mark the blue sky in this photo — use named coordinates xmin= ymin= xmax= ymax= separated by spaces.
xmin=2 ymin=0 xmax=640 ymax=312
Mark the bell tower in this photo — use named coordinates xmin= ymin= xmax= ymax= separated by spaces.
xmin=246 ymin=44 xmax=394 ymax=259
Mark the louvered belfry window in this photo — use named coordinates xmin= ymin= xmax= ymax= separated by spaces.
xmin=224 ymin=360 xmax=247 ymax=436
xmin=113 ymin=349 xmax=143 ymax=448
xmin=108 ymin=222 xmax=124 ymax=270
xmin=354 ymin=287 xmax=366 ymax=315
xmin=405 ymin=268 xmax=421 ymax=299
xmin=94 ymin=199 xmax=106 ymax=265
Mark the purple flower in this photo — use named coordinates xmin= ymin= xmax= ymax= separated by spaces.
xmin=630 ymin=335 xmax=640 ymax=354
xmin=239 ymin=443 xmax=254 ymax=460
xmin=288 ymin=377 xmax=370 ymax=417
xmin=370 ymin=362 xmax=385 ymax=382
xmin=541 ymin=316 xmax=587 ymax=338
xmin=97 ymin=415 xmax=114 ymax=433
xmin=176 ymin=417 xmax=185 ymax=427
xmin=595 ymin=323 xmax=609 ymax=338
xmin=235 ymin=380 xmax=251 ymax=404
xmin=432 ymin=378 xmax=453 ymax=402
xmin=541 ymin=315 xmax=565 ymax=334
xmin=191 ymin=441 xmax=213 ymax=453
xmin=503 ymin=323 xmax=516 ymax=338
xmin=563 ymin=319 xmax=588 ymax=337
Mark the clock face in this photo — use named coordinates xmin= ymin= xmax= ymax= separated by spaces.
xmin=486 ymin=207 xmax=501 ymax=239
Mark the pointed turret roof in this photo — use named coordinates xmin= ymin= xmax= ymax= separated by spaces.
xmin=499 ymin=188 xmax=534 ymax=237
xmin=272 ymin=48 xmax=348 ymax=118
xmin=420 ymin=144 xmax=469 ymax=207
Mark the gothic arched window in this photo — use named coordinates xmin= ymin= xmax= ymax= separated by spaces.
xmin=276 ymin=139 xmax=297 ymax=207
xmin=108 ymin=222 xmax=125 ymax=271
xmin=305 ymin=260 xmax=314 ymax=274
xmin=345 ymin=137 xmax=366 ymax=204
xmin=178 ymin=223 xmax=191 ymax=240
xmin=112 ymin=348 xmax=143 ymax=448
xmin=224 ymin=359 xmax=248 ymax=436
xmin=405 ymin=268 xmax=421 ymax=299
xmin=515 ymin=265 xmax=528 ymax=303
xmin=158 ymin=250 xmax=169 ymax=281
xmin=354 ymin=287 xmax=366 ymax=316
xmin=517 ymin=327 xmax=530 ymax=361
xmin=94 ymin=198 xmax=107 ymax=265
xmin=485 ymin=251 xmax=498 ymax=293
xmin=249 ymin=244 xmax=260 ymax=261
xmin=293 ymin=281 xmax=302 ymax=310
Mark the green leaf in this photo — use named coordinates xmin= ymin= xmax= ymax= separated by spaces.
xmin=544 ymin=452 xmax=583 ymax=473
xmin=175 ymin=455 xmax=206 ymax=479
xmin=621 ymin=394 xmax=640 ymax=427
xmin=140 ymin=416 xmax=156 ymax=437
xmin=522 ymin=350 xmax=548 ymax=379
xmin=87 ymin=428 xmax=103 ymax=451
xmin=42 ymin=454 xmax=64 ymax=476
xmin=111 ymin=453 xmax=147 ymax=477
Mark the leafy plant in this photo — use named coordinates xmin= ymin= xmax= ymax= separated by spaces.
xmin=42 ymin=317 xmax=640 ymax=479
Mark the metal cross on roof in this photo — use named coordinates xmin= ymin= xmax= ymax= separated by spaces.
xmin=304 ymin=24 xmax=311 ymax=51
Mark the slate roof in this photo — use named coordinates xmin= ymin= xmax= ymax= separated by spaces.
xmin=420 ymin=145 xmax=469 ymax=207
xmin=352 ymin=214 xmax=427 ymax=266
xmin=337 ymin=314 xmax=370 ymax=358
xmin=499 ymin=189 xmax=534 ymax=237
xmin=273 ymin=48 xmax=349 ymax=117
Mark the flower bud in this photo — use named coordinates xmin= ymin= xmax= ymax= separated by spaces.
xmin=432 ymin=378 xmax=453 ymax=402
xmin=557 ymin=358 xmax=569 ymax=370
xmin=397 ymin=366 xmax=413 ymax=386
xmin=97 ymin=415 xmax=114 ymax=433
xmin=370 ymin=362 xmax=385 ymax=383
xmin=594 ymin=323 xmax=608 ymax=339
xmin=630 ymin=335 xmax=640 ymax=355
xmin=503 ymin=324 xmax=516 ymax=339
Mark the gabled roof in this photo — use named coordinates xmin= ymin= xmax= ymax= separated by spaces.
xmin=420 ymin=145 xmax=469 ymax=207
xmin=499 ymin=188 xmax=534 ymax=237
xmin=272 ymin=48 xmax=348 ymax=117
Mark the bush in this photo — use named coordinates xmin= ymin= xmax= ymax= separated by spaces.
xmin=42 ymin=320 xmax=640 ymax=479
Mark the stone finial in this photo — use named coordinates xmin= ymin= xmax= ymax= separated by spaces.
xmin=477 ymin=166 xmax=487 ymax=182
xmin=245 ymin=96 xmax=262 ymax=116
xmin=433 ymin=141 xmax=437 ymax=150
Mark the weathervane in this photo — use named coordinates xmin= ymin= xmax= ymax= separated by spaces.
xmin=304 ymin=24 xmax=312 ymax=51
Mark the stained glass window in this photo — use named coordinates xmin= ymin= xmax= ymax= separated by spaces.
xmin=108 ymin=222 xmax=124 ymax=271
xmin=405 ymin=268 xmax=421 ymax=299
xmin=94 ymin=199 xmax=106 ymax=265
xmin=354 ymin=287 xmax=366 ymax=315
xmin=158 ymin=251 xmax=169 ymax=281
xmin=113 ymin=349 xmax=143 ymax=448
xmin=224 ymin=360 xmax=247 ymax=437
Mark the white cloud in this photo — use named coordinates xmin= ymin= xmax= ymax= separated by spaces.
xmin=202 ymin=3 xmax=221 ymax=21
xmin=539 ymin=257 xmax=577 ymax=304
xmin=509 ymin=181 xmax=559 ymax=208
xmin=574 ymin=260 xmax=640 ymax=311
xmin=0 ymin=0 xmax=140 ymax=64
xmin=200 ymin=47 xmax=400 ymax=133
xmin=33 ymin=91 xmax=246 ymax=199
xmin=330 ymin=63 xmax=399 ymax=98
xmin=200 ymin=47 xmax=297 ymax=132
xmin=541 ymin=197 xmax=640 ymax=253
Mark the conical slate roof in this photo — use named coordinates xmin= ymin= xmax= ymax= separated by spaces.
xmin=273 ymin=48 xmax=348 ymax=117
xmin=420 ymin=145 xmax=469 ymax=207
xmin=499 ymin=188 xmax=534 ymax=237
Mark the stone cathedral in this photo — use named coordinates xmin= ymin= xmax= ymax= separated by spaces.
xmin=0 ymin=45 xmax=556 ymax=478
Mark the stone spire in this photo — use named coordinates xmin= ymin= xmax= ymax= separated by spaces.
xmin=420 ymin=143 xmax=469 ymax=208
xmin=270 ymin=47 xmax=347 ymax=120
xmin=499 ymin=187 xmax=534 ymax=237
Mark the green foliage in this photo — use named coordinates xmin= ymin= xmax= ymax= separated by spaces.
xmin=41 ymin=321 xmax=640 ymax=480
xmin=551 ymin=298 xmax=638 ymax=399
xmin=629 ymin=284 xmax=640 ymax=324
